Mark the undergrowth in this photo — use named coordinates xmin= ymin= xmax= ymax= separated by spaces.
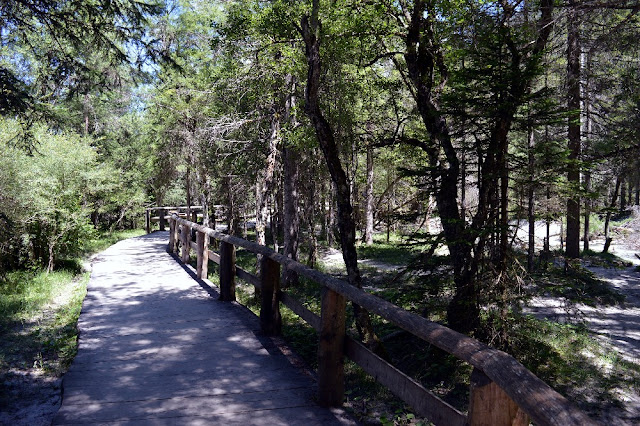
xmin=0 ymin=229 xmax=144 ymax=414
xmin=216 ymin=233 xmax=637 ymax=424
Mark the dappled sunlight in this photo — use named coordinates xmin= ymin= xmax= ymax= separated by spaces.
xmin=54 ymin=232 xmax=346 ymax=425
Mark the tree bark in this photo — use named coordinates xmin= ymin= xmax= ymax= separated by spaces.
xmin=603 ymin=177 xmax=621 ymax=254
xmin=583 ymin=171 xmax=591 ymax=252
xmin=224 ymin=176 xmax=235 ymax=235
xmin=527 ymin=124 xmax=535 ymax=272
xmin=300 ymin=3 xmax=381 ymax=351
xmin=566 ymin=1 xmax=582 ymax=259
xmin=255 ymin=115 xmax=280 ymax=251
xmin=282 ymin=75 xmax=300 ymax=287
xmin=282 ymin=145 xmax=300 ymax=287
xmin=364 ymin=145 xmax=374 ymax=245
xmin=395 ymin=0 xmax=554 ymax=333
xmin=401 ymin=1 xmax=478 ymax=333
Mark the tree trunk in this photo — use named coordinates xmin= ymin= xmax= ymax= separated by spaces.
xmin=603 ymin=177 xmax=621 ymax=254
xmin=300 ymin=4 xmax=381 ymax=351
xmin=527 ymin=124 xmax=535 ymax=272
xmin=270 ymin=191 xmax=280 ymax=252
xmin=620 ymin=178 xmax=627 ymax=212
xmin=224 ymin=176 xmax=235 ymax=236
xmin=401 ymin=2 xmax=481 ymax=334
xmin=186 ymin=167 xmax=192 ymax=223
xmin=364 ymin=145 xmax=374 ymax=245
xmin=566 ymin=1 xmax=581 ymax=259
xmin=282 ymin=145 xmax=300 ymax=287
xmin=328 ymin=181 xmax=336 ymax=247
xmin=282 ymin=75 xmax=300 ymax=287
xmin=306 ymin=176 xmax=319 ymax=268
xmin=583 ymin=171 xmax=591 ymax=252
xmin=255 ymin=114 xmax=280 ymax=251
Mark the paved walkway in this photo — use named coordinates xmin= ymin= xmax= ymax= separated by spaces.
xmin=53 ymin=232 xmax=351 ymax=425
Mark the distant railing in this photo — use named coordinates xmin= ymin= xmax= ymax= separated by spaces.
xmin=145 ymin=206 xmax=202 ymax=233
xmin=167 ymin=213 xmax=596 ymax=426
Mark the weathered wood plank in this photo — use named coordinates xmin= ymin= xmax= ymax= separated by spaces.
xmin=219 ymin=241 xmax=236 ymax=301
xmin=53 ymin=232 xmax=347 ymax=425
xmin=317 ymin=288 xmax=345 ymax=407
xmin=196 ymin=231 xmax=209 ymax=280
xmin=180 ymin=223 xmax=190 ymax=263
xmin=260 ymin=257 xmax=281 ymax=336
xmin=468 ymin=368 xmax=529 ymax=426
xmin=344 ymin=337 xmax=465 ymax=426
xmin=207 ymin=249 xmax=221 ymax=264
xmin=280 ymin=293 xmax=320 ymax=332
xmin=236 ymin=267 xmax=260 ymax=288
xmin=159 ymin=208 xmax=166 ymax=231
xmin=168 ymin=219 xmax=176 ymax=253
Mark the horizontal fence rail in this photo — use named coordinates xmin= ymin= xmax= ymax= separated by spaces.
xmin=166 ymin=213 xmax=596 ymax=426
xmin=145 ymin=205 xmax=228 ymax=233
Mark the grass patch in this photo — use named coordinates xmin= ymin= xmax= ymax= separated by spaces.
xmin=356 ymin=233 xmax=430 ymax=266
xmin=0 ymin=228 xmax=143 ymax=417
xmin=533 ymin=264 xmax=625 ymax=306
xmin=509 ymin=314 xmax=640 ymax=415
xmin=582 ymin=249 xmax=632 ymax=268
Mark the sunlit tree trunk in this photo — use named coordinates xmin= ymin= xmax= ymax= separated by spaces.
xmin=566 ymin=1 xmax=582 ymax=259
xmin=364 ymin=145 xmax=374 ymax=245
xmin=255 ymin=115 xmax=280 ymax=251
xmin=300 ymin=2 xmax=381 ymax=351
xmin=282 ymin=75 xmax=300 ymax=286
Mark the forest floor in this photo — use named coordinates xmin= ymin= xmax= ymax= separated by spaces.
xmin=320 ymin=211 xmax=640 ymax=425
xmin=0 ymin=230 xmax=143 ymax=426
xmin=0 ymin=267 xmax=90 ymax=426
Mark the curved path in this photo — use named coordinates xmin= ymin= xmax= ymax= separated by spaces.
xmin=53 ymin=232 xmax=351 ymax=425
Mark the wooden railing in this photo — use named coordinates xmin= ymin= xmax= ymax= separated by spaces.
xmin=145 ymin=206 xmax=205 ymax=233
xmin=167 ymin=214 xmax=597 ymax=426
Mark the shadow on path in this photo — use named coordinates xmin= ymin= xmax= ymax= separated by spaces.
xmin=53 ymin=231 xmax=353 ymax=425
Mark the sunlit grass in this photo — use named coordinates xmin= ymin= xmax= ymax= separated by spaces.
xmin=0 ymin=269 xmax=76 ymax=327
xmin=509 ymin=315 xmax=640 ymax=413
xmin=81 ymin=228 xmax=145 ymax=255
xmin=0 ymin=229 xmax=142 ymax=378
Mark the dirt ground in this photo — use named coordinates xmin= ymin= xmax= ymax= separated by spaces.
xmin=525 ymin=210 xmax=640 ymax=425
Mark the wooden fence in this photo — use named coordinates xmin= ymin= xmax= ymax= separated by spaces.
xmin=145 ymin=206 xmax=212 ymax=233
xmin=167 ymin=214 xmax=596 ymax=426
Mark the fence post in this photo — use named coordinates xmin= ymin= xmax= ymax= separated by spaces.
xmin=259 ymin=256 xmax=281 ymax=335
xmin=172 ymin=217 xmax=180 ymax=253
xmin=181 ymin=223 xmax=190 ymax=263
xmin=317 ymin=287 xmax=346 ymax=407
xmin=467 ymin=368 xmax=528 ymax=426
xmin=196 ymin=231 xmax=209 ymax=280
xmin=219 ymin=241 xmax=236 ymax=301
xmin=159 ymin=208 xmax=166 ymax=231
xmin=168 ymin=218 xmax=176 ymax=253
xmin=145 ymin=209 xmax=151 ymax=234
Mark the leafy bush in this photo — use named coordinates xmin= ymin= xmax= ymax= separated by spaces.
xmin=0 ymin=120 xmax=115 ymax=271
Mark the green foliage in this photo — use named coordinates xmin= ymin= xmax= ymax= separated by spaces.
xmin=0 ymin=0 xmax=165 ymax=118
xmin=0 ymin=119 xmax=144 ymax=271
xmin=0 ymin=228 xmax=142 ymax=416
